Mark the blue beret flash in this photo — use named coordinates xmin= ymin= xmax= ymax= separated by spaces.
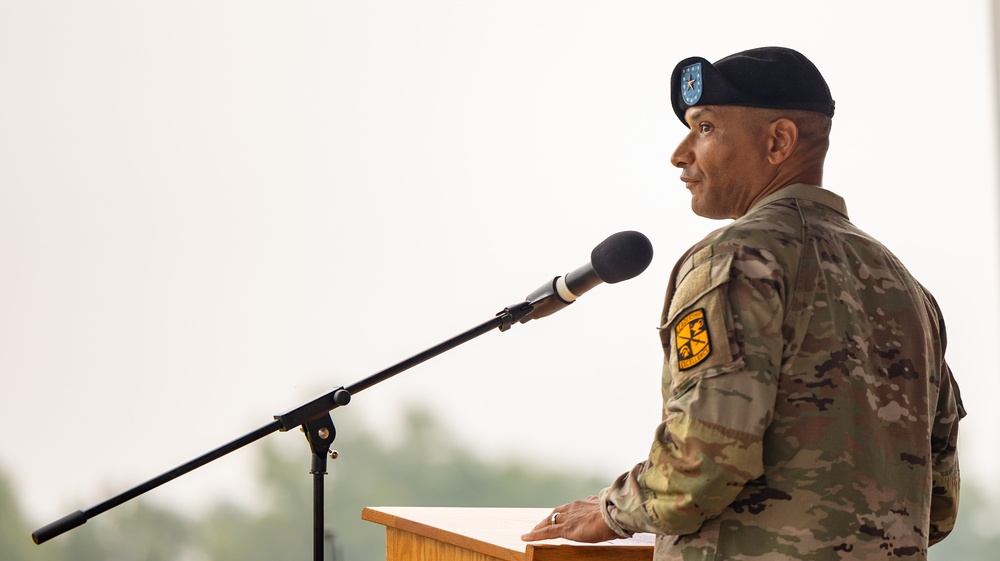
xmin=680 ymin=62 xmax=703 ymax=106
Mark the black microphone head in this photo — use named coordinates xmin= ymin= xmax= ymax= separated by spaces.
xmin=590 ymin=231 xmax=654 ymax=283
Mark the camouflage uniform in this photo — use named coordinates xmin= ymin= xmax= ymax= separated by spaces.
xmin=598 ymin=183 xmax=965 ymax=560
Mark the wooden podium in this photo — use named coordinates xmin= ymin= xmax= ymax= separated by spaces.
xmin=362 ymin=506 xmax=654 ymax=561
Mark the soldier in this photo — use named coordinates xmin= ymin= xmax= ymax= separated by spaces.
xmin=522 ymin=47 xmax=966 ymax=560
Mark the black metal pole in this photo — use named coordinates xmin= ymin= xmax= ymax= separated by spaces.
xmin=313 ymin=468 xmax=325 ymax=561
xmin=303 ymin=414 xmax=335 ymax=561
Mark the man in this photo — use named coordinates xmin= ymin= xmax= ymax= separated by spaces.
xmin=521 ymin=47 xmax=965 ymax=560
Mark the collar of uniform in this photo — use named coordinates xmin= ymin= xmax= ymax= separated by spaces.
xmin=748 ymin=183 xmax=849 ymax=219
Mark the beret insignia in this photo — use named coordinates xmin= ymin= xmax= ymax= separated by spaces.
xmin=679 ymin=62 xmax=703 ymax=106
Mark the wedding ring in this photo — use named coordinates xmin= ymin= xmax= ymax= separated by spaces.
xmin=550 ymin=512 xmax=559 ymax=525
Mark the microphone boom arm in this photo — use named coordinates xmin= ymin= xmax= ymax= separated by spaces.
xmin=31 ymin=300 xmax=537 ymax=547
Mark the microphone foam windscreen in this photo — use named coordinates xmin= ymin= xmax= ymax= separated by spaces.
xmin=590 ymin=231 xmax=654 ymax=283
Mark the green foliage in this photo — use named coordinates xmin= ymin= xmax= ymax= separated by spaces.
xmin=320 ymin=408 xmax=609 ymax=561
xmin=7 ymin=406 xmax=604 ymax=561
xmin=194 ymin=407 xmax=607 ymax=561
xmin=5 ymin=407 xmax=997 ymax=561
xmin=0 ymin=469 xmax=44 ymax=561
xmin=59 ymin=501 xmax=193 ymax=561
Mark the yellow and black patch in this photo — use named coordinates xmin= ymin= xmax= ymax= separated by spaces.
xmin=675 ymin=308 xmax=711 ymax=370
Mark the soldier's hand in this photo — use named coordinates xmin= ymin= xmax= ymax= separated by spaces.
xmin=520 ymin=496 xmax=622 ymax=543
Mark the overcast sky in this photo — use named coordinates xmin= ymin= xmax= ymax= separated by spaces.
xmin=2 ymin=0 xmax=998 ymax=534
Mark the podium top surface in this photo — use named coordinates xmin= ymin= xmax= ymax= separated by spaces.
xmin=362 ymin=506 xmax=654 ymax=561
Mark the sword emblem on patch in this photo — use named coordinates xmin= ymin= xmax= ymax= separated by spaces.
xmin=675 ymin=308 xmax=711 ymax=370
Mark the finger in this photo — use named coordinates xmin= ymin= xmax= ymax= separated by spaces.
xmin=523 ymin=509 xmax=564 ymax=540
xmin=528 ymin=510 xmax=557 ymax=532
xmin=521 ymin=525 xmax=561 ymax=542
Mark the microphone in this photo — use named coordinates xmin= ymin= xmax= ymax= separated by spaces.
xmin=519 ymin=230 xmax=653 ymax=323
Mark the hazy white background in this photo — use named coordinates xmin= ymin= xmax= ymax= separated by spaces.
xmin=2 ymin=0 xmax=998 ymax=533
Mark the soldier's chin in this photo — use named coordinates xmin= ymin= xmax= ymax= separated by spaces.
xmin=688 ymin=190 xmax=735 ymax=220
xmin=690 ymin=197 xmax=718 ymax=220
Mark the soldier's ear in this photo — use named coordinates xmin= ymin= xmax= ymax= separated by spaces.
xmin=766 ymin=118 xmax=798 ymax=165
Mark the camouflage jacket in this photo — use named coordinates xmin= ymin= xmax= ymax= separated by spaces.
xmin=598 ymin=184 xmax=965 ymax=560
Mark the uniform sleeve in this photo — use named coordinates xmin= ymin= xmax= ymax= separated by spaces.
xmin=924 ymin=296 xmax=966 ymax=545
xmin=928 ymin=316 xmax=966 ymax=545
xmin=600 ymin=245 xmax=785 ymax=536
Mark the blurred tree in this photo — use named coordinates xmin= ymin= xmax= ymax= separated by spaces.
xmin=196 ymin=442 xmax=315 ymax=561
xmin=323 ymin=407 xmax=610 ymax=561
xmin=195 ymin=406 xmax=609 ymax=561
xmin=0 ymin=469 xmax=46 ymax=561
xmin=57 ymin=500 xmax=193 ymax=561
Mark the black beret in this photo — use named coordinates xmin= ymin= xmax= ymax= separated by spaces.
xmin=670 ymin=46 xmax=835 ymax=127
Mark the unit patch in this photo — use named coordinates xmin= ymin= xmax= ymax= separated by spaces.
xmin=675 ymin=308 xmax=711 ymax=370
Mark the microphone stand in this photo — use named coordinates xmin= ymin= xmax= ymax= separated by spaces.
xmin=32 ymin=300 xmax=537 ymax=561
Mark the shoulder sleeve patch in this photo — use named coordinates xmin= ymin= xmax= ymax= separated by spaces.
xmin=675 ymin=308 xmax=711 ymax=370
